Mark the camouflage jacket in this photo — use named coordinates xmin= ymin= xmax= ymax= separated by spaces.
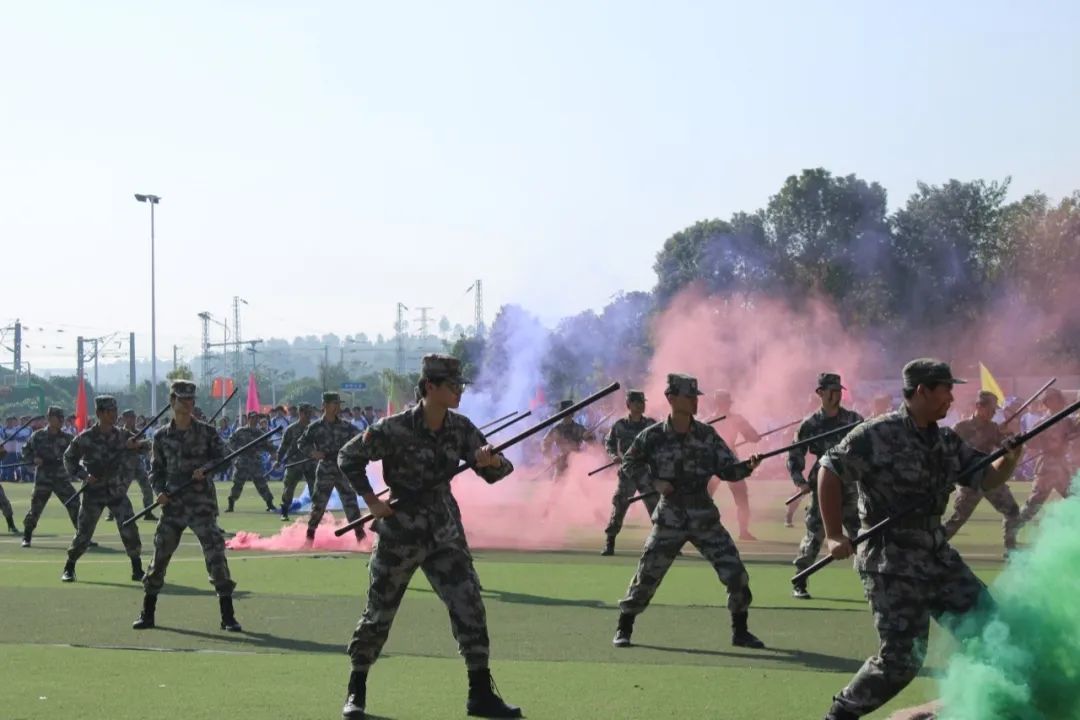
xmin=118 ymin=425 xmax=151 ymax=478
xmin=621 ymin=416 xmax=751 ymax=527
xmin=339 ymin=404 xmax=513 ymax=541
xmin=786 ymin=407 xmax=864 ymax=487
xmin=1030 ymin=414 xmax=1079 ymax=460
xmin=228 ymin=426 xmax=274 ymax=473
xmin=604 ymin=416 xmax=657 ymax=461
xmin=953 ymin=417 xmax=1004 ymax=454
xmin=820 ymin=404 xmax=987 ymax=577
xmin=276 ymin=420 xmax=310 ymax=464
xmin=22 ymin=428 xmax=74 ymax=477
xmin=150 ymin=419 xmax=227 ymax=499
xmin=63 ymin=425 xmax=131 ymax=487
xmin=297 ymin=417 xmax=359 ymax=476
xmin=541 ymin=420 xmax=593 ymax=458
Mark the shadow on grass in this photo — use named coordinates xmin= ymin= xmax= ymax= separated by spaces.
xmin=81 ymin=580 xmax=252 ymax=599
xmin=633 ymin=643 xmax=866 ymax=673
xmin=157 ymin=626 xmax=345 ymax=654
xmin=413 ymin=585 xmax=612 ymax=610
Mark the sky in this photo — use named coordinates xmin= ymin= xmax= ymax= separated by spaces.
xmin=2 ymin=0 xmax=1078 ymax=375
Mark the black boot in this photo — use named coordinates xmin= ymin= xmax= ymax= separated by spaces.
xmin=60 ymin=560 xmax=76 ymax=582
xmin=600 ymin=536 xmax=615 ymax=556
xmin=466 ymin=668 xmax=522 ymax=718
xmin=731 ymin=611 xmax=765 ymax=649
xmin=7 ymin=515 xmax=21 ymax=534
xmin=219 ymin=596 xmax=242 ymax=632
xmin=132 ymin=594 xmax=157 ymax=629
xmin=612 ymin=612 xmax=634 ymax=647
xmin=280 ymin=503 xmax=290 ymax=521
xmin=21 ymin=530 xmax=31 ymax=548
xmin=824 ymin=701 xmax=860 ymax=720
xmin=792 ymin=580 xmax=811 ymax=600
xmin=131 ymin=556 xmax=144 ymax=582
xmin=265 ymin=499 xmax=276 ymax=512
xmin=341 ymin=670 xmax=367 ymax=719
xmin=225 ymin=497 xmax=235 ymax=513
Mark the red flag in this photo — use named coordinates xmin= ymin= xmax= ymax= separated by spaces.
xmin=245 ymin=373 xmax=261 ymax=414
xmin=74 ymin=375 xmax=88 ymax=432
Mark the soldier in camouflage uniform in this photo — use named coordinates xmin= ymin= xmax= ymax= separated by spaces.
xmin=788 ymin=373 xmax=864 ymax=599
xmin=277 ymin=402 xmax=317 ymax=520
xmin=540 ymin=400 xmax=595 ymax=477
xmin=60 ymin=397 xmax=144 ymax=583
xmin=818 ymin=360 xmax=1023 ymax=720
xmin=601 ymin=390 xmax=658 ymax=556
xmin=297 ymin=392 xmax=365 ymax=543
xmin=133 ymin=380 xmax=241 ymax=632
xmin=0 ymin=446 xmax=19 ymax=533
xmin=708 ymin=390 xmax=761 ymax=540
xmin=942 ymin=391 xmax=1020 ymax=554
xmin=225 ymin=411 xmax=277 ymax=513
xmin=116 ymin=409 xmax=155 ymax=521
xmin=1016 ymin=387 xmax=1079 ymax=527
xmin=613 ymin=373 xmax=766 ymax=651
xmin=337 ymin=354 xmax=520 ymax=719
xmin=20 ymin=406 xmax=79 ymax=546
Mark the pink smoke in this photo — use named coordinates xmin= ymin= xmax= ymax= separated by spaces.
xmin=226 ymin=513 xmax=372 ymax=552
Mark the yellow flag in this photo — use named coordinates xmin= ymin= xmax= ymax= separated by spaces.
xmin=979 ymin=362 xmax=1006 ymax=404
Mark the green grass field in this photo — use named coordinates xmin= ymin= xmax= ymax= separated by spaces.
xmin=0 ymin=481 xmax=1027 ymax=719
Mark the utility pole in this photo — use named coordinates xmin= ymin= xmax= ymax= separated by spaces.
xmin=173 ymin=345 xmax=179 ymax=372
xmin=466 ymin=280 xmax=485 ymax=338
xmin=129 ymin=332 xmax=136 ymax=394
xmin=77 ymin=336 xmax=84 ymax=382
xmin=415 ymin=306 xmax=432 ymax=339
xmin=198 ymin=312 xmax=212 ymax=396
xmin=12 ymin=320 xmax=20 ymax=375
xmin=232 ymin=297 xmax=247 ymax=420
xmin=90 ymin=338 xmax=99 ymax=391
xmin=395 ymin=302 xmax=409 ymax=374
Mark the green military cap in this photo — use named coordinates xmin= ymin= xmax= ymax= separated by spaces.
xmin=94 ymin=396 xmax=118 ymax=412
xmin=902 ymin=359 xmax=966 ymax=390
xmin=322 ymin=392 xmax=341 ymax=404
xmin=817 ymin=372 xmax=846 ymax=391
xmin=421 ymin=353 xmax=469 ymax=383
xmin=121 ymin=408 xmax=137 ymax=418
xmin=626 ymin=390 xmax=645 ymax=403
xmin=665 ymin=373 xmax=704 ymax=397
xmin=47 ymin=405 xmax=65 ymax=419
xmin=558 ymin=399 xmax=575 ymax=411
xmin=976 ymin=391 xmax=1000 ymax=407
xmin=170 ymin=380 xmax=197 ymax=399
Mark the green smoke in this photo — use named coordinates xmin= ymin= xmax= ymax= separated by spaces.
xmin=938 ymin=473 xmax=1080 ymax=720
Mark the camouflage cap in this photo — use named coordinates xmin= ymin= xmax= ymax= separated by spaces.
xmin=626 ymin=390 xmax=646 ymax=403
xmin=170 ymin=380 xmax=197 ymax=399
xmin=121 ymin=408 xmax=137 ymax=418
xmin=47 ymin=405 xmax=64 ymax=419
xmin=665 ymin=373 xmax=704 ymax=397
xmin=817 ymin=372 xmax=846 ymax=391
xmin=558 ymin=400 xmax=575 ymax=411
xmin=94 ymin=396 xmax=118 ymax=412
xmin=902 ymin=359 xmax=966 ymax=390
xmin=322 ymin=392 xmax=341 ymax=404
xmin=421 ymin=354 xmax=469 ymax=383
xmin=976 ymin=391 xmax=1000 ymax=407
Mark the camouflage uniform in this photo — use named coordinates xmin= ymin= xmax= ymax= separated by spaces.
xmin=820 ymin=360 xmax=996 ymax=720
xmin=21 ymin=416 xmax=80 ymax=537
xmin=227 ymin=419 xmax=277 ymax=509
xmin=1017 ymin=412 xmax=1078 ymax=525
xmin=540 ymin=407 xmax=594 ymax=476
xmin=297 ymin=397 xmax=363 ymax=536
xmin=618 ymin=376 xmax=757 ymax=623
xmin=788 ymin=403 xmax=864 ymax=579
xmin=338 ymin=360 xmax=513 ymax=673
xmin=119 ymin=414 xmax=154 ymax=513
xmin=63 ymin=401 xmax=142 ymax=564
xmin=942 ymin=414 xmax=1019 ymax=548
xmin=143 ymin=413 xmax=235 ymax=598
xmin=603 ymin=409 xmax=658 ymax=539
xmin=277 ymin=408 xmax=316 ymax=510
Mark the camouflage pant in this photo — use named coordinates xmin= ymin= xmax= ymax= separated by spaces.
xmin=619 ymin=515 xmax=752 ymax=616
xmin=1018 ymin=459 xmax=1074 ymax=524
xmin=605 ymin=471 xmax=658 ymax=538
xmin=228 ymin=465 xmax=275 ymax=506
xmin=943 ymin=483 xmax=1019 ymax=548
xmin=793 ymin=485 xmax=861 ymax=574
xmin=831 ymin=566 xmax=993 ymax=717
xmin=143 ymin=490 xmax=235 ymax=597
xmin=348 ymin=529 xmax=489 ymax=671
xmin=280 ymin=462 xmax=316 ymax=508
xmin=0 ymin=482 xmax=12 ymax=519
xmin=307 ymin=470 xmax=362 ymax=532
xmin=24 ymin=473 xmax=79 ymax=534
xmin=123 ymin=470 xmax=155 ymax=511
xmin=67 ymin=484 xmax=142 ymax=562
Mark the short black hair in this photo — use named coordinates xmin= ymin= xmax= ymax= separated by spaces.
xmin=902 ymin=381 xmax=943 ymax=400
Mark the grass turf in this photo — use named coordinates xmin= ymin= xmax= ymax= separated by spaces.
xmin=0 ymin=480 xmax=1029 ymax=719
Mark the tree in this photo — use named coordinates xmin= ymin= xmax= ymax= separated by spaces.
xmin=438 ymin=316 xmax=452 ymax=338
xmin=166 ymin=365 xmax=194 ymax=381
